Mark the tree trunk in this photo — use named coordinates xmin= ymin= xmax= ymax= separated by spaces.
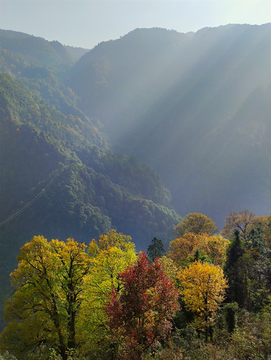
xmin=209 ymin=326 xmax=213 ymax=342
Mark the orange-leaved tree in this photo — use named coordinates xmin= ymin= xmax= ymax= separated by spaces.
xmin=168 ymin=233 xmax=229 ymax=267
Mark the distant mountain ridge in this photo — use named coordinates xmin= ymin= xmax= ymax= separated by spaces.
xmin=0 ymin=29 xmax=75 ymax=75
xmin=0 ymin=70 xmax=179 ymax=238
xmin=66 ymin=24 xmax=271 ymax=138
xmin=65 ymin=24 xmax=271 ymax=226
xmin=1 ymin=24 xmax=270 ymax=237
xmin=64 ymin=45 xmax=91 ymax=60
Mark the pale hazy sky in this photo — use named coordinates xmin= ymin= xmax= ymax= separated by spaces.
xmin=1 ymin=0 xmax=270 ymax=49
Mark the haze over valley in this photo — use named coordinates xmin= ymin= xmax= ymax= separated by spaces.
xmin=0 ymin=23 xmax=271 ymax=329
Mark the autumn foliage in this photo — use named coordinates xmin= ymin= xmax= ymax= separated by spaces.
xmin=1 ymin=209 xmax=270 ymax=359
xmin=221 ymin=209 xmax=256 ymax=239
xmin=174 ymin=213 xmax=219 ymax=237
xmin=106 ymin=252 xmax=180 ymax=359
xmin=168 ymin=233 xmax=229 ymax=267
xmin=178 ymin=261 xmax=227 ymax=342
xmin=0 ymin=236 xmax=90 ymax=360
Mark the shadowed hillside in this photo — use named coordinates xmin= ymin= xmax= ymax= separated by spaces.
xmin=0 ymin=74 xmax=180 ymax=303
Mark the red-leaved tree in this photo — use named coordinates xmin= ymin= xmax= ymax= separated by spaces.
xmin=106 ymin=252 xmax=180 ymax=359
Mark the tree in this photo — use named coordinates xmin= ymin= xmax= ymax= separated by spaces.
xmin=225 ymin=229 xmax=271 ymax=311
xmin=168 ymin=233 xmax=229 ymax=267
xmin=174 ymin=213 xmax=219 ymax=238
xmin=0 ymin=236 xmax=90 ymax=360
xmin=168 ymin=233 xmax=199 ymax=266
xmin=80 ymin=230 xmax=137 ymax=357
xmin=147 ymin=237 xmax=165 ymax=262
xmin=225 ymin=230 xmax=244 ymax=270
xmin=223 ymin=302 xmax=239 ymax=334
xmin=106 ymin=252 xmax=180 ymax=360
xmin=158 ymin=256 xmax=179 ymax=284
xmin=221 ymin=209 xmax=256 ymax=239
xmin=247 ymin=215 xmax=271 ymax=249
xmin=178 ymin=261 xmax=227 ymax=342
xmin=225 ymin=230 xmax=249 ymax=309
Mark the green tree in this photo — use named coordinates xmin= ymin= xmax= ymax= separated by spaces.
xmin=147 ymin=237 xmax=165 ymax=262
xmin=224 ymin=230 xmax=246 ymax=307
xmin=225 ymin=228 xmax=271 ymax=311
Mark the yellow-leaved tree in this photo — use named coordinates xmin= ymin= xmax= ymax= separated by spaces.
xmin=0 ymin=231 xmax=137 ymax=360
xmin=79 ymin=230 xmax=137 ymax=357
xmin=178 ymin=261 xmax=227 ymax=342
xmin=0 ymin=235 xmax=90 ymax=360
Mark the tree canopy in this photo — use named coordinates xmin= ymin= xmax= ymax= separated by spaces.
xmin=81 ymin=230 xmax=137 ymax=356
xmin=106 ymin=252 xmax=180 ymax=359
xmin=147 ymin=237 xmax=165 ymax=262
xmin=178 ymin=261 xmax=227 ymax=342
xmin=168 ymin=233 xmax=229 ymax=267
xmin=0 ymin=236 xmax=90 ymax=360
xmin=221 ymin=209 xmax=256 ymax=239
xmin=174 ymin=213 xmax=219 ymax=238
xmin=0 ymin=231 xmax=138 ymax=360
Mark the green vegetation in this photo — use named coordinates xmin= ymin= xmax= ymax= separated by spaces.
xmin=1 ymin=214 xmax=271 ymax=359
xmin=0 ymin=25 xmax=271 ymax=358
xmin=147 ymin=237 xmax=165 ymax=262
xmin=0 ymin=73 xmax=108 ymax=148
xmin=0 ymin=29 xmax=75 ymax=75
xmin=0 ymin=70 xmax=180 ymax=329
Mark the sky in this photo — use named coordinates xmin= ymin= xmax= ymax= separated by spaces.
xmin=0 ymin=0 xmax=270 ymax=49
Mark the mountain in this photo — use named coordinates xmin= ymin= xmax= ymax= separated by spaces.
xmin=1 ymin=24 xmax=271 ymax=326
xmin=64 ymin=45 xmax=91 ymax=60
xmin=0 ymin=27 xmax=186 ymax=326
xmin=66 ymin=27 xmax=194 ymax=133
xmin=0 ymin=29 xmax=75 ymax=75
xmin=0 ymin=73 xmax=181 ymax=309
xmin=65 ymin=24 xmax=271 ymax=227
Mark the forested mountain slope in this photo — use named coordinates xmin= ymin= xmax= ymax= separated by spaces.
xmin=0 ymin=29 xmax=75 ymax=74
xmin=64 ymin=45 xmax=90 ymax=60
xmin=65 ymin=24 xmax=271 ymax=227
xmin=0 ymin=74 xmax=180 ymax=307
xmin=1 ymin=25 xmax=271 ymax=357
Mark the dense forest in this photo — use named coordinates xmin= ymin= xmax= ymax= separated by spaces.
xmin=0 ymin=25 xmax=271 ymax=358
xmin=0 ymin=212 xmax=271 ymax=359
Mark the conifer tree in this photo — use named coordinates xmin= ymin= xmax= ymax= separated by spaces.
xmin=147 ymin=237 xmax=165 ymax=262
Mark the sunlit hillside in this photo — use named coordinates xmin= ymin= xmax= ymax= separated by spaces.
xmin=65 ymin=24 xmax=271 ymax=227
